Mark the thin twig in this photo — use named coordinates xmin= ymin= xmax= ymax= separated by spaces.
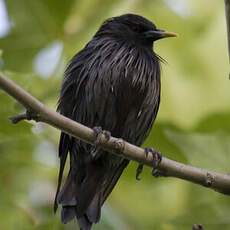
xmin=9 ymin=110 xmax=41 ymax=123
xmin=0 ymin=73 xmax=230 ymax=195
xmin=9 ymin=113 xmax=28 ymax=124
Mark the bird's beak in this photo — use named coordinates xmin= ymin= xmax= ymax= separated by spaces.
xmin=144 ymin=29 xmax=177 ymax=41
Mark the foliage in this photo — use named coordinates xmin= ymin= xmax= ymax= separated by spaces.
xmin=0 ymin=0 xmax=229 ymax=229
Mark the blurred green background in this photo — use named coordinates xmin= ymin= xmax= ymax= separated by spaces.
xmin=0 ymin=0 xmax=230 ymax=229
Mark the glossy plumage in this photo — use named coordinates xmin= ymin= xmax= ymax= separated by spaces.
xmin=55 ymin=14 xmax=164 ymax=229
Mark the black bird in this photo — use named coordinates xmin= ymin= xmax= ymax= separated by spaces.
xmin=55 ymin=14 xmax=176 ymax=229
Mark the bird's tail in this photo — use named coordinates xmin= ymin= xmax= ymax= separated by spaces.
xmin=57 ymin=160 xmax=104 ymax=229
xmin=56 ymin=154 xmax=129 ymax=230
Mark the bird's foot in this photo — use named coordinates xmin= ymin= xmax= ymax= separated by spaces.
xmin=91 ymin=126 xmax=111 ymax=158
xmin=136 ymin=147 xmax=162 ymax=180
xmin=144 ymin=147 xmax=164 ymax=177
xmin=93 ymin=126 xmax=111 ymax=145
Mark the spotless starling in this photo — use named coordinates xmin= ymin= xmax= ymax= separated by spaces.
xmin=54 ymin=14 xmax=176 ymax=229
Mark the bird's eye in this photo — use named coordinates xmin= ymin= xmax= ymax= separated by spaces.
xmin=131 ymin=25 xmax=139 ymax=32
xmin=130 ymin=24 xmax=143 ymax=33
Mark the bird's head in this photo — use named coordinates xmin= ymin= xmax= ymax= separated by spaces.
xmin=96 ymin=14 xmax=177 ymax=47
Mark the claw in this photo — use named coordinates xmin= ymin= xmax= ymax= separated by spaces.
xmin=136 ymin=164 xmax=144 ymax=180
xmin=144 ymin=147 xmax=163 ymax=177
xmin=144 ymin=147 xmax=153 ymax=158
xmin=103 ymin=130 xmax=111 ymax=141
xmin=152 ymin=169 xmax=165 ymax=177
xmin=92 ymin=126 xmax=103 ymax=146
xmin=91 ymin=126 xmax=111 ymax=158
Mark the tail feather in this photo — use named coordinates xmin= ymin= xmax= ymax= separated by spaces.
xmin=61 ymin=206 xmax=76 ymax=224
xmin=101 ymin=160 xmax=129 ymax=204
xmin=78 ymin=215 xmax=92 ymax=230
xmin=57 ymin=160 xmax=105 ymax=227
xmin=75 ymin=162 xmax=105 ymax=218
xmin=57 ymin=169 xmax=77 ymax=206
xmin=86 ymin=192 xmax=102 ymax=223
xmin=55 ymin=136 xmax=129 ymax=230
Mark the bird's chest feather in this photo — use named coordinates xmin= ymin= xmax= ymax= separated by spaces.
xmin=87 ymin=42 xmax=159 ymax=100
xmin=84 ymin=41 xmax=161 ymax=141
xmin=96 ymin=43 xmax=160 ymax=108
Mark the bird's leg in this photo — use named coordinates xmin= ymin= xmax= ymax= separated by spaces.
xmin=144 ymin=147 xmax=164 ymax=177
xmin=91 ymin=126 xmax=111 ymax=158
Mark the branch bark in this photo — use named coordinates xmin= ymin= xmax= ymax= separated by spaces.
xmin=1 ymin=73 xmax=230 ymax=195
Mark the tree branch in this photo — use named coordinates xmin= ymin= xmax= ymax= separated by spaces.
xmin=1 ymin=73 xmax=230 ymax=195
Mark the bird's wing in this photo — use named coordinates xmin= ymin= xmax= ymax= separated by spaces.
xmin=54 ymin=48 xmax=91 ymax=213
xmin=54 ymin=132 xmax=70 ymax=212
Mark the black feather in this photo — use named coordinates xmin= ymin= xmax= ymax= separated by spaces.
xmin=55 ymin=13 xmax=164 ymax=229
